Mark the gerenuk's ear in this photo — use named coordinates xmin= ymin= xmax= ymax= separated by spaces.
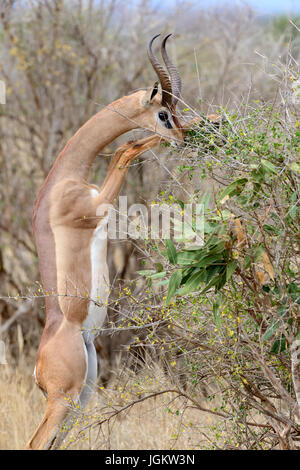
xmin=149 ymin=82 xmax=159 ymax=102
xmin=142 ymin=82 xmax=159 ymax=107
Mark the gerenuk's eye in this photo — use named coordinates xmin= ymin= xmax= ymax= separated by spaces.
xmin=158 ymin=111 xmax=169 ymax=122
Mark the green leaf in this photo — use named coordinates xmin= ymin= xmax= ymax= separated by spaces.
xmin=207 ymin=241 xmax=226 ymax=254
xmin=263 ymin=224 xmax=279 ymax=235
xmin=181 ymin=267 xmax=197 ymax=284
xmin=155 ymin=279 xmax=169 ymax=287
xmin=177 ymin=269 xmax=206 ymax=296
xmin=226 ymin=260 xmax=238 ymax=281
xmin=261 ymin=159 xmax=277 ymax=174
xmin=138 ymin=269 xmax=155 ymax=277
xmin=287 ymin=282 xmax=300 ymax=304
xmin=184 ymin=245 xmax=206 ymax=251
xmin=199 ymin=191 xmax=211 ymax=211
xmin=271 ymin=337 xmax=287 ymax=354
xmin=155 ymin=262 xmax=164 ymax=272
xmin=166 ymin=270 xmax=182 ymax=304
xmin=199 ymin=274 xmax=220 ymax=295
xmin=176 ymin=250 xmax=202 ymax=265
xmin=165 ymin=239 xmax=177 ymax=264
xmin=148 ymin=271 xmax=166 ymax=279
xmin=206 ymin=265 xmax=222 ymax=282
xmin=175 ymin=198 xmax=185 ymax=209
xmin=218 ymin=178 xmax=248 ymax=201
xmin=194 ymin=252 xmax=224 ymax=269
xmin=263 ymin=309 xmax=287 ymax=342
xmin=215 ymin=272 xmax=227 ymax=291
xmin=212 ymin=298 xmax=222 ymax=329
xmin=253 ymin=245 xmax=265 ymax=262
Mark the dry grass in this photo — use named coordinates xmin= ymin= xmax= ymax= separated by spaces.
xmin=0 ymin=354 xmax=217 ymax=450
xmin=0 ymin=357 xmax=220 ymax=450
xmin=0 ymin=354 xmax=44 ymax=449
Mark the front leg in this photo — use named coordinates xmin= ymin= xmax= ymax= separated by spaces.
xmin=93 ymin=135 xmax=161 ymax=209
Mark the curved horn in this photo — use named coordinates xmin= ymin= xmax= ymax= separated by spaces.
xmin=147 ymin=34 xmax=172 ymax=109
xmin=161 ymin=33 xmax=182 ymax=107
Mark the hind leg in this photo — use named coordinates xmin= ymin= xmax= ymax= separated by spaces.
xmin=26 ymin=319 xmax=87 ymax=450
xmin=50 ymin=339 xmax=98 ymax=449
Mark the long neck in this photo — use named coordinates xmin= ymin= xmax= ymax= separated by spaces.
xmin=32 ymin=91 xmax=143 ymax=340
xmin=49 ymin=91 xmax=143 ymax=182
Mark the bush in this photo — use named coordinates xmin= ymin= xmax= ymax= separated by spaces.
xmin=136 ymin=84 xmax=300 ymax=449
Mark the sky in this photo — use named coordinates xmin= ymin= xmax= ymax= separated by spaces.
xmin=201 ymin=0 xmax=300 ymax=15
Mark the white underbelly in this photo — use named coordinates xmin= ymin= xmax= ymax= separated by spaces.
xmin=82 ymin=214 xmax=109 ymax=343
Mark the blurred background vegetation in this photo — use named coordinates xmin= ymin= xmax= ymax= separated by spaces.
xmin=0 ymin=0 xmax=299 ymax=450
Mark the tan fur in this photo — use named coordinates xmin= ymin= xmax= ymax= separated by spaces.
xmin=27 ymin=99 xmax=220 ymax=448
xmin=27 ymin=319 xmax=87 ymax=449
xmin=26 ymin=134 xmax=165 ymax=450
xmin=27 ymin=99 xmax=218 ymax=448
